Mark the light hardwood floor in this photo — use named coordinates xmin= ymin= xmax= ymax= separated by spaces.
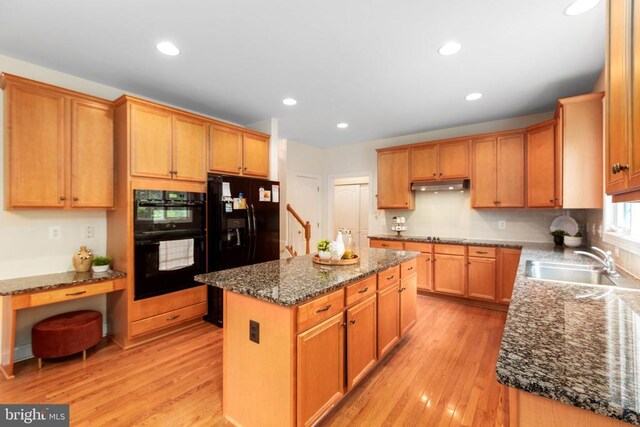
xmin=0 ymin=296 xmax=508 ymax=426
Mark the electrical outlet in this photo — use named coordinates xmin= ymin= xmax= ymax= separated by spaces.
xmin=83 ymin=225 xmax=95 ymax=239
xmin=498 ymin=220 xmax=506 ymax=230
xmin=48 ymin=226 xmax=61 ymax=240
xmin=615 ymin=247 xmax=620 ymax=257
xmin=249 ymin=320 xmax=260 ymax=344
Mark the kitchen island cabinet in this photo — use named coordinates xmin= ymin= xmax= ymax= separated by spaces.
xmin=195 ymin=249 xmax=419 ymax=427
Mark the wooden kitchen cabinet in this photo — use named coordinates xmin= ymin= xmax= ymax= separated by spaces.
xmin=297 ymin=312 xmax=345 ymax=427
xmin=346 ymin=295 xmax=377 ymax=390
xmin=472 ymin=132 xmax=525 ymax=208
xmin=433 ymin=253 xmax=466 ymax=296
xmin=129 ymin=100 xmax=207 ymax=183
xmin=526 ymin=120 xmax=557 ymax=208
xmin=467 ymin=256 xmax=497 ymax=301
xmin=411 ymin=139 xmax=470 ymax=181
xmin=376 ymin=281 xmax=400 ymax=359
xmin=1 ymin=74 xmax=114 ymax=209
xmin=377 ymin=148 xmax=414 ymax=209
xmin=399 ymin=272 xmax=417 ymax=336
xmin=415 ymin=252 xmax=433 ymax=291
xmin=497 ymin=248 xmax=521 ymax=304
xmin=208 ymin=123 xmax=270 ymax=178
xmin=606 ymin=0 xmax=640 ymax=200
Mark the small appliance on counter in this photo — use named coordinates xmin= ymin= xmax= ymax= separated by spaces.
xmin=391 ymin=216 xmax=407 ymax=236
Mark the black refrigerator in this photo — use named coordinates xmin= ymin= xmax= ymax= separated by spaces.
xmin=204 ymin=174 xmax=280 ymax=326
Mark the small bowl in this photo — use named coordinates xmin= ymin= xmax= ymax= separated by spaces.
xmin=563 ymin=236 xmax=582 ymax=248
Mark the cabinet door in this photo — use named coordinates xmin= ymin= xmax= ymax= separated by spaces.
xmin=376 ymin=283 xmax=400 ymax=359
xmin=467 ymin=256 xmax=496 ymax=301
xmin=399 ymin=273 xmax=417 ymax=336
xmin=411 ymin=145 xmax=438 ymax=181
xmin=208 ymin=124 xmax=242 ymax=175
xmin=130 ymin=103 xmax=173 ymax=179
xmin=606 ymin=0 xmax=631 ymax=195
xmin=172 ymin=114 xmax=207 ymax=182
xmin=497 ymin=133 xmax=525 ymax=207
xmin=415 ymin=252 xmax=433 ymax=291
xmin=346 ymin=296 xmax=377 ymax=390
xmin=471 ymin=138 xmax=497 ymax=208
xmin=497 ymin=248 xmax=521 ymax=304
xmin=377 ymin=149 xmax=413 ymax=209
xmin=631 ymin=0 xmax=640 ymax=191
xmin=297 ymin=312 xmax=345 ymax=427
xmin=439 ymin=140 xmax=470 ymax=179
xmin=526 ymin=122 xmax=556 ymax=207
xmin=433 ymin=254 xmax=465 ymax=296
xmin=6 ymin=83 xmax=66 ymax=208
xmin=70 ymin=99 xmax=114 ymax=208
xmin=242 ymin=133 xmax=270 ymax=177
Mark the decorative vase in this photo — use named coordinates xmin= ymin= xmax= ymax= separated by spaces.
xmin=72 ymin=246 xmax=93 ymax=273
xmin=329 ymin=231 xmax=345 ymax=260
xmin=318 ymin=250 xmax=331 ymax=260
xmin=553 ymin=235 xmax=564 ymax=247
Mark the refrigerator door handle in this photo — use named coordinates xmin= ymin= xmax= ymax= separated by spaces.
xmin=246 ymin=204 xmax=253 ymax=262
xmin=251 ymin=204 xmax=257 ymax=261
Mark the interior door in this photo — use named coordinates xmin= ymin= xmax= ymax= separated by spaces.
xmin=359 ymin=184 xmax=370 ymax=252
xmin=292 ymin=175 xmax=321 ymax=254
xmin=333 ymin=182 xmax=370 ymax=254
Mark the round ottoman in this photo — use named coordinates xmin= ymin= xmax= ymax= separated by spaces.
xmin=31 ymin=310 xmax=102 ymax=368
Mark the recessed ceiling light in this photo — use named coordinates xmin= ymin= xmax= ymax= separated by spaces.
xmin=337 ymin=122 xmax=349 ymax=129
xmin=438 ymin=41 xmax=462 ymax=56
xmin=156 ymin=41 xmax=180 ymax=56
xmin=564 ymin=0 xmax=600 ymax=16
xmin=465 ymin=92 xmax=483 ymax=101
xmin=282 ymin=98 xmax=297 ymax=106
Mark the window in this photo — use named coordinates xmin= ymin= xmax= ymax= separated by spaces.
xmin=604 ymin=196 xmax=640 ymax=254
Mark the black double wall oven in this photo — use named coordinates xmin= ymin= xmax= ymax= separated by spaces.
xmin=133 ymin=190 xmax=206 ymax=300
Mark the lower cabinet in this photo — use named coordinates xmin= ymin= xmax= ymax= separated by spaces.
xmin=377 ymin=281 xmax=400 ymax=359
xmin=498 ymin=248 xmax=522 ymax=303
xmin=467 ymin=256 xmax=497 ymax=301
xmin=400 ymin=273 xmax=418 ymax=336
xmin=346 ymin=295 xmax=377 ymax=390
xmin=297 ymin=312 xmax=345 ymax=427
xmin=433 ymin=254 xmax=466 ymax=295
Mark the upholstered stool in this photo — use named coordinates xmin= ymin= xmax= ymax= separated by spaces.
xmin=31 ymin=310 xmax=102 ymax=368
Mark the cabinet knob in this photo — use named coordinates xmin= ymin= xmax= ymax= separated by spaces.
xmin=433 ymin=173 xmax=436 ymax=177
xmin=72 ymin=197 xmax=79 ymax=201
xmin=439 ymin=173 xmax=443 ymax=176
xmin=350 ymin=319 xmax=356 ymax=325
xmin=238 ymin=166 xmax=242 ymax=171
xmin=612 ymin=163 xmax=630 ymax=174
xmin=59 ymin=196 xmax=66 ymax=201
xmin=549 ymin=199 xmax=554 ymax=203
xmin=243 ymin=167 xmax=247 ymax=171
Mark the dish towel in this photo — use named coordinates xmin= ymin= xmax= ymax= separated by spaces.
xmin=159 ymin=239 xmax=194 ymax=271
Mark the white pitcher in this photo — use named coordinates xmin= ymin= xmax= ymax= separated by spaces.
xmin=329 ymin=230 xmax=346 ymax=259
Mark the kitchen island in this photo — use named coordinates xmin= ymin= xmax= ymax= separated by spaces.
xmin=195 ymin=248 xmax=419 ymax=427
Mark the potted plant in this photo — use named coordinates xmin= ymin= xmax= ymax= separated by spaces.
xmin=92 ymin=256 xmax=112 ymax=273
xmin=317 ymin=240 xmax=331 ymax=260
xmin=564 ymin=231 xmax=583 ymax=248
xmin=550 ymin=230 xmax=568 ymax=247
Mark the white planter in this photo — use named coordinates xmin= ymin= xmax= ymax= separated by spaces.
xmin=563 ymin=236 xmax=582 ymax=248
xmin=318 ymin=251 xmax=331 ymax=260
xmin=92 ymin=264 xmax=110 ymax=273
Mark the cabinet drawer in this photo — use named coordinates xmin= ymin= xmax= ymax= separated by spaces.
xmin=370 ymin=239 xmax=404 ymax=250
xmin=345 ymin=275 xmax=377 ymax=307
xmin=401 ymin=258 xmax=417 ymax=278
xmin=468 ymin=246 xmax=496 ymax=258
xmin=131 ymin=286 xmax=207 ymax=321
xmin=131 ymin=302 xmax=207 ymax=337
xmin=29 ymin=281 xmax=116 ymax=307
xmin=403 ymin=242 xmax=432 ymax=253
xmin=377 ymin=266 xmax=400 ymax=290
xmin=434 ymin=244 xmax=465 ymax=256
xmin=297 ymin=289 xmax=344 ymax=333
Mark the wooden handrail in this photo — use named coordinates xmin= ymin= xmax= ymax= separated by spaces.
xmin=286 ymin=203 xmax=312 ymax=255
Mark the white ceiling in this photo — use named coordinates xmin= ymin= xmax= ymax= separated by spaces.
xmin=0 ymin=0 xmax=604 ymax=147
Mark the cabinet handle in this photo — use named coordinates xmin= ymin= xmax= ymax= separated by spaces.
xmin=439 ymin=173 xmax=443 ymax=176
xmin=612 ymin=163 xmax=630 ymax=174
xmin=341 ymin=322 xmax=347 ymax=328
xmin=316 ymin=304 xmax=331 ymax=313
xmin=357 ymin=287 xmax=369 ymax=294
xmin=549 ymin=199 xmax=554 ymax=203
xmin=381 ymin=243 xmax=389 ymax=247
xmin=398 ymin=287 xmax=406 ymax=293
xmin=65 ymin=290 xmax=87 ymax=296
xmin=433 ymin=173 xmax=436 ymax=177
xmin=386 ymin=274 xmax=395 ymax=280
xmin=475 ymin=251 xmax=488 ymax=254
xmin=166 ymin=315 xmax=181 ymax=321
xmin=59 ymin=196 xmax=66 ymax=201
xmin=407 ymin=266 xmax=414 ymax=271
xmin=243 ymin=167 xmax=248 ymax=171
xmin=350 ymin=319 xmax=356 ymax=325
xmin=238 ymin=166 xmax=242 ymax=171
xmin=72 ymin=197 xmax=79 ymax=202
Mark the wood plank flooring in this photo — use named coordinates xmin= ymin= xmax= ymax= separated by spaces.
xmin=0 ymin=296 xmax=508 ymax=426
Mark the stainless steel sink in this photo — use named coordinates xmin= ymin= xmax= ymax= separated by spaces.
xmin=525 ymin=260 xmax=617 ymax=287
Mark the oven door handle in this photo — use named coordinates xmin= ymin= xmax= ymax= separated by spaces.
xmin=135 ymin=241 xmax=160 ymax=246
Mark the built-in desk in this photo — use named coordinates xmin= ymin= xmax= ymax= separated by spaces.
xmin=0 ymin=270 xmax=126 ymax=379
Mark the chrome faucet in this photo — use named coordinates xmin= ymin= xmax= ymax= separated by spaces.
xmin=574 ymin=246 xmax=619 ymax=277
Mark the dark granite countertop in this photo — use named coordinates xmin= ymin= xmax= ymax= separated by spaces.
xmin=496 ymin=242 xmax=640 ymax=425
xmin=368 ymin=234 xmax=524 ymax=248
xmin=195 ymin=248 xmax=419 ymax=306
xmin=0 ymin=270 xmax=127 ymax=296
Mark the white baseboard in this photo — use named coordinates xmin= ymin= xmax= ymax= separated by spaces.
xmin=14 ymin=321 xmax=108 ymax=362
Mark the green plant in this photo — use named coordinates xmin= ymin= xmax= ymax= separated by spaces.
xmin=317 ymin=240 xmax=330 ymax=252
xmin=574 ymin=231 xmax=583 ymax=237
xmin=550 ymin=230 xmax=568 ymax=238
xmin=93 ymin=256 xmax=112 ymax=266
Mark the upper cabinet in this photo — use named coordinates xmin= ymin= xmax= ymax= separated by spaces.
xmin=1 ymin=74 xmax=114 ymax=210
xmin=411 ymin=139 xmax=469 ymax=181
xmin=471 ymin=132 xmax=525 ymax=208
xmin=208 ymin=123 xmax=270 ymax=178
xmin=377 ymin=148 xmax=414 ymax=209
xmin=606 ymin=0 xmax=640 ymax=201
xmin=526 ymin=120 xmax=557 ymax=208
xmin=128 ymin=100 xmax=207 ymax=183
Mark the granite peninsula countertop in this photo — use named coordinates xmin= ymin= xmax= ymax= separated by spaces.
xmin=0 ymin=270 xmax=127 ymax=296
xmin=368 ymin=234 xmax=524 ymax=248
xmin=195 ymin=248 xmax=419 ymax=306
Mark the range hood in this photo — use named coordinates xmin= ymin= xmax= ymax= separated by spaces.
xmin=411 ymin=179 xmax=469 ymax=192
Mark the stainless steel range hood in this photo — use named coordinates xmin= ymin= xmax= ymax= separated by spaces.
xmin=411 ymin=179 xmax=469 ymax=192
